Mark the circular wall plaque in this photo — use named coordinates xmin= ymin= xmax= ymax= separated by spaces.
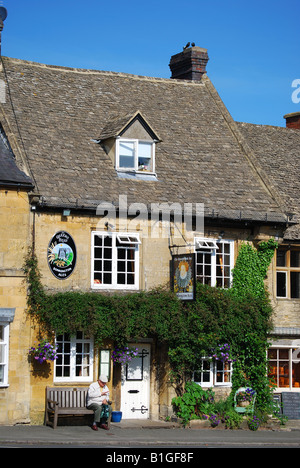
xmin=47 ymin=231 xmax=77 ymax=280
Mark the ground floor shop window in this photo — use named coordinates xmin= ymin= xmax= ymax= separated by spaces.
xmin=0 ymin=323 xmax=9 ymax=386
xmin=54 ymin=332 xmax=93 ymax=382
xmin=268 ymin=347 xmax=300 ymax=389
xmin=193 ymin=359 xmax=232 ymax=387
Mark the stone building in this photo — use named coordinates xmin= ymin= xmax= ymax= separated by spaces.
xmin=0 ymin=124 xmax=34 ymax=423
xmin=0 ymin=43 xmax=299 ymax=425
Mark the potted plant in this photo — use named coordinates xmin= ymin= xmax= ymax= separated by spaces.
xmin=29 ymin=339 xmax=58 ymax=364
xmin=236 ymin=387 xmax=256 ymax=407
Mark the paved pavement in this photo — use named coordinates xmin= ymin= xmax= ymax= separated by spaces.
xmin=0 ymin=419 xmax=300 ymax=449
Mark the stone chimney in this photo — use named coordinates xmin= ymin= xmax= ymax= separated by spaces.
xmin=169 ymin=45 xmax=209 ymax=81
xmin=284 ymin=112 xmax=300 ymax=130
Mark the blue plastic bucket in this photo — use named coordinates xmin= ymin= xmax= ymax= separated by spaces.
xmin=111 ymin=411 xmax=122 ymax=422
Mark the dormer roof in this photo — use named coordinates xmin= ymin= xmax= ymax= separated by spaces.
xmin=97 ymin=111 xmax=161 ymax=142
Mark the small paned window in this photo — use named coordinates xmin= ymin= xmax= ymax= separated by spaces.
xmin=116 ymin=139 xmax=155 ymax=173
xmin=193 ymin=359 xmax=232 ymax=387
xmin=54 ymin=332 xmax=93 ymax=382
xmin=195 ymin=238 xmax=234 ymax=289
xmin=92 ymin=232 xmax=140 ymax=290
xmin=276 ymin=247 xmax=300 ymax=299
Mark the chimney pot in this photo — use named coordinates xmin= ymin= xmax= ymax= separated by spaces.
xmin=169 ymin=46 xmax=209 ymax=81
xmin=284 ymin=112 xmax=300 ymax=130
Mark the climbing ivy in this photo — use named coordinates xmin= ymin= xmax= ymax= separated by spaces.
xmin=23 ymin=238 xmax=277 ymax=412
xmin=231 ymin=238 xmax=278 ymax=299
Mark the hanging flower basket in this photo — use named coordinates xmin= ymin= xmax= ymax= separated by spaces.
xmin=111 ymin=346 xmax=139 ymax=365
xmin=29 ymin=339 xmax=58 ymax=364
xmin=209 ymin=343 xmax=234 ymax=363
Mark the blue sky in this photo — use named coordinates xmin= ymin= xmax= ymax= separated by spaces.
xmin=1 ymin=0 xmax=299 ymax=127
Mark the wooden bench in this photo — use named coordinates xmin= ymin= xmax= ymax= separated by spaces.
xmin=45 ymin=386 xmax=111 ymax=429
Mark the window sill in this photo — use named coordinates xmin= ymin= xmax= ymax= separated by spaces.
xmin=116 ymin=170 xmax=158 ymax=181
xmin=276 ymin=297 xmax=300 ymax=301
xmin=53 ymin=380 xmax=93 ymax=385
xmin=91 ymin=285 xmax=139 ymax=291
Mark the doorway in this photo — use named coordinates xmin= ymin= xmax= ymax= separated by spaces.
xmin=120 ymin=343 xmax=150 ymax=419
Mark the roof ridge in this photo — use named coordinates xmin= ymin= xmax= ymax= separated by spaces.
xmin=2 ymin=56 xmax=206 ymax=86
xmin=236 ymin=121 xmax=290 ymax=131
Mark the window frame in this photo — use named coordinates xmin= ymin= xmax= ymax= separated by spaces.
xmin=193 ymin=358 xmax=233 ymax=388
xmin=91 ymin=231 xmax=140 ymax=290
xmin=276 ymin=246 xmax=300 ymax=299
xmin=0 ymin=322 xmax=9 ymax=387
xmin=268 ymin=346 xmax=300 ymax=391
xmin=116 ymin=138 xmax=155 ymax=174
xmin=194 ymin=237 xmax=234 ymax=289
xmin=54 ymin=332 xmax=94 ymax=383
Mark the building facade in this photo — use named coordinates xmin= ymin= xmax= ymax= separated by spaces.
xmin=0 ymin=45 xmax=299 ymax=425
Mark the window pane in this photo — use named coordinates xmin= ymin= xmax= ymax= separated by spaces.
xmin=268 ymin=360 xmax=277 ymax=385
xmin=127 ymin=274 xmax=135 ymax=284
xmin=104 ymin=236 xmax=112 ymax=247
xmin=292 ymin=361 xmax=300 ymax=388
xmin=0 ymin=343 xmax=4 ymax=363
xmin=279 ymin=361 xmax=289 ymax=387
xmin=279 ymin=349 xmax=289 ymax=359
xmin=119 ymin=141 xmax=135 ymax=168
xmin=276 ymin=249 xmax=286 ymax=267
xmin=94 ymin=235 xmax=102 ymax=247
xmin=276 ymin=271 xmax=286 ymax=297
xmin=290 ymin=250 xmax=300 ymax=267
xmin=291 ymin=272 xmax=300 ymax=298
xmin=117 ymin=273 xmax=125 ymax=284
xmin=268 ymin=348 xmax=277 ymax=359
xmin=138 ymin=142 xmax=152 ymax=171
xmin=196 ymin=251 xmax=212 ymax=285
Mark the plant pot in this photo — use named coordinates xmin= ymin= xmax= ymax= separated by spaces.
xmin=238 ymin=400 xmax=250 ymax=407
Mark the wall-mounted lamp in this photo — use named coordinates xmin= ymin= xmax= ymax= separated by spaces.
xmin=63 ymin=209 xmax=71 ymax=217
xmin=218 ymin=231 xmax=225 ymax=240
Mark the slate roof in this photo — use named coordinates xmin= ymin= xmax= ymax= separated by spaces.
xmin=0 ymin=126 xmax=34 ymax=190
xmin=0 ymin=56 xmax=290 ymax=224
xmin=237 ymin=122 xmax=300 ymax=239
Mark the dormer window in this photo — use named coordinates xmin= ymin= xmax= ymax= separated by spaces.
xmin=117 ymin=139 xmax=155 ymax=173
xmin=96 ymin=111 xmax=161 ymax=178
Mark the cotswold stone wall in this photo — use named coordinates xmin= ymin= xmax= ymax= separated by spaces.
xmin=0 ymin=189 xmax=31 ymax=424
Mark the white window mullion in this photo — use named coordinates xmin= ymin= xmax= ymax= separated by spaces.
xmin=152 ymin=143 xmax=156 ymax=173
xmin=0 ymin=323 xmax=9 ymax=387
xmin=211 ymin=249 xmax=217 ymax=287
xmin=70 ymin=339 xmax=77 ymax=380
xmin=112 ymin=233 xmax=118 ymax=288
xmin=229 ymin=241 xmax=234 ymax=287
xmin=134 ymin=139 xmax=138 ymax=171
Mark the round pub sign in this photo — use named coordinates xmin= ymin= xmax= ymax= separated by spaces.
xmin=47 ymin=231 xmax=77 ymax=280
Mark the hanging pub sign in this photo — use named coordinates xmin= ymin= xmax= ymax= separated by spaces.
xmin=47 ymin=231 xmax=77 ymax=280
xmin=171 ymin=253 xmax=196 ymax=301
